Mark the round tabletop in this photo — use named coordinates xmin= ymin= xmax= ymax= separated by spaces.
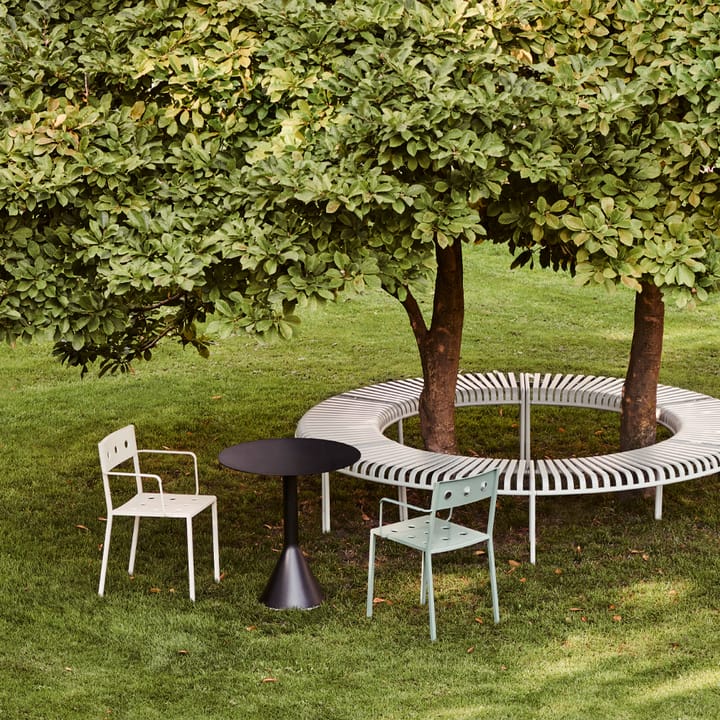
xmin=218 ymin=437 xmax=361 ymax=477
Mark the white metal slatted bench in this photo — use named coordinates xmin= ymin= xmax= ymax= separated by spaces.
xmin=295 ymin=372 xmax=720 ymax=563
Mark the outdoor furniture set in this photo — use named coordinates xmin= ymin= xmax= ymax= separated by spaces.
xmin=96 ymin=370 xmax=720 ymax=639
xmin=96 ymin=423 xmax=498 ymax=639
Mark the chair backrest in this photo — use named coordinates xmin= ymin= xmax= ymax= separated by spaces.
xmin=98 ymin=425 xmax=142 ymax=509
xmin=429 ymin=469 xmax=499 ymax=516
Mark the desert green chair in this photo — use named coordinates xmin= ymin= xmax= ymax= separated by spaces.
xmin=366 ymin=469 xmax=500 ymax=641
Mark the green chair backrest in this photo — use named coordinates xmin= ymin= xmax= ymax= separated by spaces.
xmin=429 ymin=469 xmax=499 ymax=515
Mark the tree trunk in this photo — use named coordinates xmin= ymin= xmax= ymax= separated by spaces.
xmin=400 ymin=240 xmax=464 ymax=454
xmin=620 ymin=281 xmax=665 ymax=451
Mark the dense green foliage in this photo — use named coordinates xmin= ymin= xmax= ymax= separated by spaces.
xmin=1 ymin=0 xmax=718 ymax=375
xmin=492 ymin=0 xmax=720 ymax=307
xmin=0 ymin=0 xmax=267 ymax=372
xmin=239 ymin=0 xmax=569 ymax=302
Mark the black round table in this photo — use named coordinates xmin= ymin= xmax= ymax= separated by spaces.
xmin=218 ymin=437 xmax=361 ymax=609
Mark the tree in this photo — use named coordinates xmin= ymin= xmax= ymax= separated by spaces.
xmin=229 ymin=0 xmax=576 ymax=452
xmin=229 ymin=0 xmax=720 ymax=452
xmin=1 ymin=0 xmax=574 ymax=454
xmin=485 ymin=0 xmax=720 ymax=450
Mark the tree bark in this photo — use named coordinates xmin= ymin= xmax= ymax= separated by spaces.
xmin=401 ymin=240 xmax=464 ymax=454
xmin=620 ymin=281 xmax=665 ymax=451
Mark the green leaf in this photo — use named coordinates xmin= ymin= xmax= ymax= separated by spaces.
xmin=562 ymin=215 xmax=585 ymax=232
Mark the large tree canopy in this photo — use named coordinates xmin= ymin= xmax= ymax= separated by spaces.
xmin=233 ymin=0 xmax=578 ymax=450
xmin=491 ymin=0 xmax=720 ymax=305
xmin=1 ymin=0 xmax=719 ymax=453
xmin=0 ymin=0 xmax=372 ymax=372
xmin=484 ymin=0 xmax=720 ymax=448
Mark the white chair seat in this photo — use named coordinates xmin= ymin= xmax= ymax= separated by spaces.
xmin=112 ymin=493 xmax=217 ymax=519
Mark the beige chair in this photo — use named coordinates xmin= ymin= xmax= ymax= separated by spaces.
xmin=97 ymin=425 xmax=220 ymax=600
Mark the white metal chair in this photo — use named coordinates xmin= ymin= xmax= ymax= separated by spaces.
xmin=366 ymin=469 xmax=500 ymax=641
xmin=97 ymin=425 xmax=220 ymax=601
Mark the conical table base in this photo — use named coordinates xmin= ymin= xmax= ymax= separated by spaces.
xmin=260 ymin=544 xmax=324 ymax=610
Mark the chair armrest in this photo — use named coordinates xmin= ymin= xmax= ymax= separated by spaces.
xmin=378 ymin=496 xmax=428 ymax=526
xmin=106 ymin=471 xmax=166 ymax=512
xmin=138 ymin=449 xmax=199 ymax=493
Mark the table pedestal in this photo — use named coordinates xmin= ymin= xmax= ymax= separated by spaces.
xmin=260 ymin=475 xmax=323 ymax=609
xmin=218 ymin=438 xmax=360 ymax=610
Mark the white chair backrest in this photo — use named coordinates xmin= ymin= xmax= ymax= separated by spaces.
xmin=429 ymin=469 xmax=498 ymax=515
xmin=98 ymin=424 xmax=140 ymax=472
xmin=98 ymin=425 xmax=142 ymax=508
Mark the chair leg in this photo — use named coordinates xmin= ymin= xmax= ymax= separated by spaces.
xmin=186 ymin=517 xmax=196 ymax=602
xmin=128 ymin=516 xmax=141 ymax=576
xmin=420 ymin=553 xmax=427 ymax=605
xmin=487 ymin=539 xmax=500 ymax=624
xmin=366 ymin=532 xmax=377 ymax=618
xmin=424 ymin=552 xmax=437 ymax=642
xmin=211 ymin=501 xmax=221 ymax=583
xmin=98 ymin=515 xmax=113 ymax=597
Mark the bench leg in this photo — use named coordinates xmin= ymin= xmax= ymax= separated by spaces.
xmin=529 ymin=494 xmax=537 ymax=565
xmin=654 ymin=485 xmax=663 ymax=520
xmin=520 ymin=374 xmax=531 ymax=461
xmin=321 ymin=472 xmax=331 ymax=533
xmin=397 ymin=486 xmax=408 ymax=521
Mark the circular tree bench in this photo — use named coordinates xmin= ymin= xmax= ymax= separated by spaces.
xmin=295 ymin=372 xmax=720 ymax=562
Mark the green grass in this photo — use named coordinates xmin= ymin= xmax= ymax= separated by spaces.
xmin=2 ymin=244 xmax=720 ymax=719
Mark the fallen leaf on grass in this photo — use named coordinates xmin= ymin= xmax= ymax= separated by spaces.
xmin=612 ymin=615 xmax=622 ymax=622
xmin=467 ymin=646 xmax=475 ymax=654
xmin=475 ymin=617 xmax=484 ymax=624
xmin=373 ymin=597 xmax=392 ymax=605
xmin=75 ymin=524 xmax=89 ymax=531
xmin=262 ymin=677 xmax=278 ymax=684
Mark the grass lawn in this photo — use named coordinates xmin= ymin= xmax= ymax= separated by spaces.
xmin=1 ymin=244 xmax=719 ymax=719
